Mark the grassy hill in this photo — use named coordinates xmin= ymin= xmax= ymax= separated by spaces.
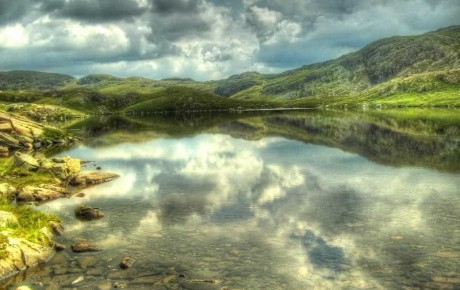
xmin=223 ymin=25 xmax=460 ymax=103
xmin=0 ymin=70 xmax=75 ymax=91
xmin=0 ymin=25 xmax=459 ymax=113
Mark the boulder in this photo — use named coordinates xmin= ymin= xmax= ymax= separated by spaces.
xmin=14 ymin=152 xmax=40 ymax=170
xmin=0 ymin=183 xmax=18 ymax=200
xmin=0 ymin=235 xmax=53 ymax=280
xmin=75 ymin=205 xmax=104 ymax=220
xmin=71 ymin=171 xmax=119 ymax=186
xmin=17 ymin=184 xmax=70 ymax=202
xmin=71 ymin=241 xmax=101 ymax=253
xmin=0 ymin=211 xmax=18 ymax=227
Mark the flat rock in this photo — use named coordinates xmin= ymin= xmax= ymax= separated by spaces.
xmin=71 ymin=171 xmax=119 ymax=186
xmin=17 ymin=184 xmax=70 ymax=202
xmin=75 ymin=205 xmax=104 ymax=220
xmin=14 ymin=152 xmax=40 ymax=170
xmin=71 ymin=241 xmax=101 ymax=253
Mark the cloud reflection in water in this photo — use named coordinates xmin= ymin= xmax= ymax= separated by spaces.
xmin=47 ymin=133 xmax=460 ymax=289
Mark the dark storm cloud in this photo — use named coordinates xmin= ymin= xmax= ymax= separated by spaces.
xmin=0 ymin=0 xmax=31 ymax=25
xmin=39 ymin=0 xmax=148 ymax=21
xmin=150 ymin=0 xmax=201 ymax=14
xmin=0 ymin=0 xmax=459 ymax=79
xmin=149 ymin=13 xmax=211 ymax=41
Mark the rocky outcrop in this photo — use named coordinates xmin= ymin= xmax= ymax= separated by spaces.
xmin=5 ymin=152 xmax=119 ymax=203
xmin=0 ymin=229 xmax=54 ymax=280
xmin=71 ymin=171 xmax=120 ymax=186
xmin=0 ymin=111 xmax=75 ymax=154
xmin=40 ymin=156 xmax=81 ymax=179
xmin=17 ymin=185 xmax=71 ymax=202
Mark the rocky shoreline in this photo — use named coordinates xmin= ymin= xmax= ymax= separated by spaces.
xmin=0 ymin=110 xmax=119 ymax=284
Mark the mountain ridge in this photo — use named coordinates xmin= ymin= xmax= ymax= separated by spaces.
xmin=0 ymin=25 xmax=459 ymax=112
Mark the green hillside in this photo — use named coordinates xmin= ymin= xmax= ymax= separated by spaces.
xmin=225 ymin=25 xmax=460 ymax=102
xmin=0 ymin=70 xmax=75 ymax=91
xmin=0 ymin=25 xmax=459 ymax=113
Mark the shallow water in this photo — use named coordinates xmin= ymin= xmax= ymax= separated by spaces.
xmin=5 ymin=110 xmax=460 ymax=289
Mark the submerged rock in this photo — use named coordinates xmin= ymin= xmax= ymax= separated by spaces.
xmin=54 ymin=243 xmax=66 ymax=251
xmin=49 ymin=221 xmax=64 ymax=236
xmin=71 ymin=241 xmax=101 ymax=253
xmin=119 ymin=256 xmax=135 ymax=269
xmin=17 ymin=184 xmax=71 ymax=202
xmin=71 ymin=171 xmax=119 ymax=186
xmin=75 ymin=205 xmax=104 ymax=220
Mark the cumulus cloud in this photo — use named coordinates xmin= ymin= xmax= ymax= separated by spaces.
xmin=0 ymin=0 xmax=458 ymax=79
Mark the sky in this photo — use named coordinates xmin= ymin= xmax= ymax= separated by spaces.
xmin=0 ymin=0 xmax=459 ymax=80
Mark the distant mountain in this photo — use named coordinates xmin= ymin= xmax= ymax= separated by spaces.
xmin=0 ymin=26 xmax=459 ymax=112
xmin=220 ymin=25 xmax=460 ymax=100
xmin=0 ymin=70 xmax=75 ymax=91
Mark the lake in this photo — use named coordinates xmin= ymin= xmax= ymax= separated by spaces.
xmin=5 ymin=109 xmax=460 ymax=289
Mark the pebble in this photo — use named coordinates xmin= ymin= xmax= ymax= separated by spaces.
xmin=55 ymin=242 xmax=66 ymax=251
xmin=119 ymin=256 xmax=135 ymax=269
xmin=72 ymin=275 xmax=84 ymax=284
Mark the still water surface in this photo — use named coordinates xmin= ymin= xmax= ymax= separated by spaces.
xmin=9 ymin=111 xmax=460 ymax=289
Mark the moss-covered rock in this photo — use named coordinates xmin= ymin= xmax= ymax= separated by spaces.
xmin=71 ymin=171 xmax=120 ymax=186
xmin=17 ymin=185 xmax=71 ymax=203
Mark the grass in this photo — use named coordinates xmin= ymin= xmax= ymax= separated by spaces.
xmin=122 ymin=86 xmax=281 ymax=113
xmin=0 ymin=199 xmax=60 ymax=258
xmin=0 ymin=157 xmax=57 ymax=188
